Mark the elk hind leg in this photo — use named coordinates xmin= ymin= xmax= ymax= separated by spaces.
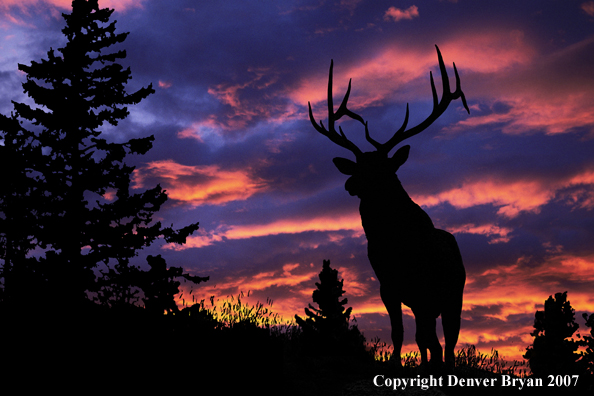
xmin=442 ymin=294 xmax=463 ymax=366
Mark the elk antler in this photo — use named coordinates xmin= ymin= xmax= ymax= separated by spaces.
xmin=308 ymin=60 xmax=365 ymax=157
xmin=370 ymin=45 xmax=470 ymax=155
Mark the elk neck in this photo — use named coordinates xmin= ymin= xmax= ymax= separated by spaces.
xmin=358 ymin=174 xmax=435 ymax=241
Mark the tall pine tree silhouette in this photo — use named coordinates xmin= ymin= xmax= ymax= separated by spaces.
xmin=0 ymin=115 xmax=45 ymax=304
xmin=0 ymin=0 xmax=199 ymax=308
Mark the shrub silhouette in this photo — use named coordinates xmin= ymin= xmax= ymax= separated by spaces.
xmin=524 ymin=291 xmax=580 ymax=377
xmin=295 ymin=259 xmax=367 ymax=358
xmin=580 ymin=312 xmax=594 ymax=383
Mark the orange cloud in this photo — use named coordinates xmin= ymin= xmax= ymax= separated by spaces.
xmin=181 ymin=264 xmax=322 ymax=321
xmin=177 ymin=244 xmax=594 ymax=363
xmin=416 ymin=178 xmax=554 ymax=218
xmin=465 ymin=254 xmax=594 ymax=313
xmin=448 ymin=223 xmax=513 ymax=243
xmin=384 ymin=5 xmax=419 ymax=22
xmin=335 ymin=265 xmax=371 ymax=297
xmin=166 ymin=212 xmax=364 ymax=250
xmin=456 ymin=252 xmax=594 ymax=361
xmin=132 ymin=159 xmax=267 ymax=206
xmin=416 ymin=169 xmax=594 ymax=218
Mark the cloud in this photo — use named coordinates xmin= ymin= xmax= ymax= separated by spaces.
xmin=456 ymin=251 xmax=594 ymax=361
xmin=464 ymin=253 xmax=594 ymax=313
xmin=448 ymin=35 xmax=594 ymax=135
xmin=449 ymin=223 xmax=513 ymax=244
xmin=415 ymin=169 xmax=594 ymax=218
xmin=0 ymin=0 xmax=145 ymax=14
xmin=582 ymin=1 xmax=594 ymax=16
xmin=206 ymin=67 xmax=300 ymax=130
xmin=383 ymin=6 xmax=419 ymax=22
xmin=178 ymin=264 xmax=321 ymax=321
xmin=132 ymin=159 xmax=268 ymax=207
xmin=168 ymin=212 xmax=364 ymax=250
xmin=453 ymin=94 xmax=594 ymax=135
xmin=294 ymin=31 xmax=534 ymax=114
xmin=416 ymin=178 xmax=554 ymax=218
xmin=176 ymin=117 xmax=226 ymax=143
xmin=158 ymin=80 xmax=172 ymax=89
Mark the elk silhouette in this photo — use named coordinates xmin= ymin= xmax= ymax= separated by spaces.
xmin=308 ymin=46 xmax=468 ymax=368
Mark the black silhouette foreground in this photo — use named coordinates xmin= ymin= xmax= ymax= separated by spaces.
xmin=0 ymin=0 xmax=205 ymax=388
xmin=308 ymin=46 xmax=469 ymax=369
xmin=295 ymin=259 xmax=367 ymax=357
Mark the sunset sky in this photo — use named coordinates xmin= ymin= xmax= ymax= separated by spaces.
xmin=2 ymin=0 xmax=594 ymax=362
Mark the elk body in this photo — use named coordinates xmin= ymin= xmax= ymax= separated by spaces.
xmin=308 ymin=46 xmax=468 ymax=367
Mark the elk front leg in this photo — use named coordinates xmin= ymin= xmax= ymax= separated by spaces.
xmin=380 ymin=285 xmax=403 ymax=369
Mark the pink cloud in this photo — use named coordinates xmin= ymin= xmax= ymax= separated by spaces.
xmin=132 ymin=159 xmax=268 ymax=207
xmin=296 ymin=31 xmax=533 ymax=118
xmin=452 ymin=93 xmax=594 ymax=135
xmin=383 ymin=5 xmax=419 ymax=22
xmin=158 ymin=80 xmax=172 ymax=89
xmin=102 ymin=189 xmax=117 ymax=202
xmin=448 ymin=35 xmax=594 ymax=135
xmin=0 ymin=0 xmax=145 ymax=14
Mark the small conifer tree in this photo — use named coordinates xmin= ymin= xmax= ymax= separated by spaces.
xmin=296 ymin=259 xmax=366 ymax=356
xmin=524 ymin=291 xmax=580 ymax=376
xmin=296 ymin=259 xmax=352 ymax=333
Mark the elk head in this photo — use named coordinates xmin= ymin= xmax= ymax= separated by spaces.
xmin=308 ymin=45 xmax=470 ymax=198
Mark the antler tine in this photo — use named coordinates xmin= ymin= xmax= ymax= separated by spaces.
xmin=453 ymin=62 xmax=470 ymax=114
xmin=364 ymin=121 xmax=382 ymax=150
xmin=335 ymin=78 xmax=365 ymax=125
xmin=378 ymin=45 xmax=470 ymax=155
xmin=308 ymin=60 xmax=364 ymax=157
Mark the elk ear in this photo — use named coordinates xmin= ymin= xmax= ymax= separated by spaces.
xmin=333 ymin=157 xmax=357 ymax=175
xmin=390 ymin=145 xmax=410 ymax=171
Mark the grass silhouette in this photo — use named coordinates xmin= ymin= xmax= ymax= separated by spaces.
xmin=1 ymin=290 xmax=592 ymax=395
xmin=181 ymin=291 xmax=591 ymax=395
